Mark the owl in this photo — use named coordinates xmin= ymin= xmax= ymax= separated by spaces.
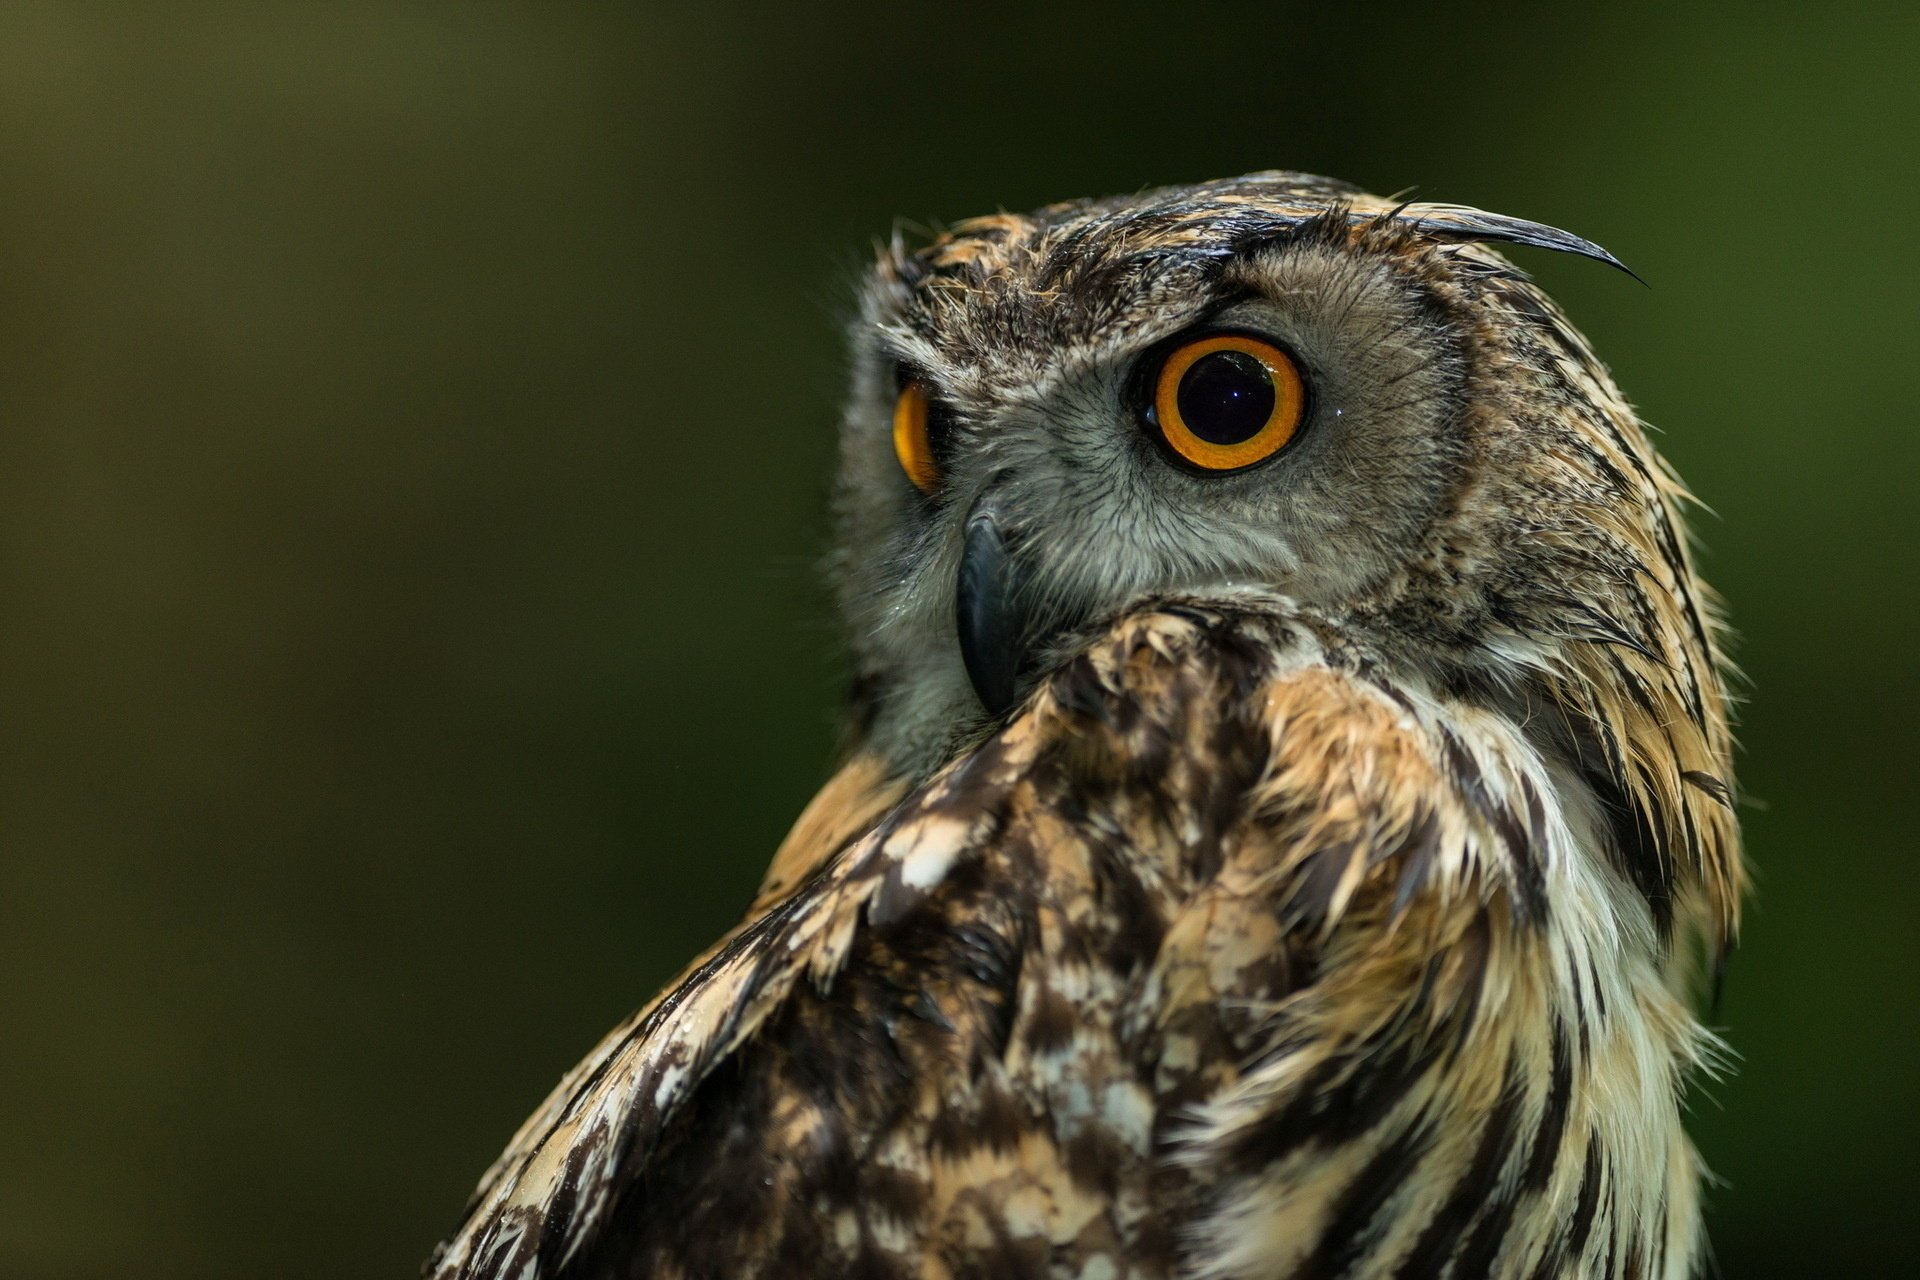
xmin=425 ymin=172 xmax=1743 ymax=1280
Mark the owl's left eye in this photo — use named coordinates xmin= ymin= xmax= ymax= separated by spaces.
xmin=892 ymin=381 xmax=940 ymax=493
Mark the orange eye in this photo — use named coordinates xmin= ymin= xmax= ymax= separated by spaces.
xmin=892 ymin=381 xmax=939 ymax=493
xmin=1151 ymin=333 xmax=1305 ymax=472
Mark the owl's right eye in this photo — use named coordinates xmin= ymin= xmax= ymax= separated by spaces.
xmin=1146 ymin=332 xmax=1306 ymax=474
xmin=892 ymin=381 xmax=940 ymax=494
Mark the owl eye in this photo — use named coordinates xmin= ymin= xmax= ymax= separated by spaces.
xmin=892 ymin=381 xmax=940 ymax=494
xmin=1150 ymin=333 xmax=1306 ymax=472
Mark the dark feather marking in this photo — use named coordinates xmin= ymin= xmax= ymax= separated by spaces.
xmin=1391 ymin=810 xmax=1446 ymax=919
xmin=1522 ymin=1024 xmax=1574 ymax=1193
xmin=531 ymin=1137 xmax=590 ymax=1274
xmin=1090 ymin=840 xmax=1168 ymax=978
xmin=1199 ymin=711 xmax=1270 ymax=860
xmin=1642 ymin=504 xmax=1716 ymax=690
xmin=1226 ymin=1035 xmax=1430 ymax=1176
xmin=927 ymin=1072 xmax=1026 ymax=1157
xmin=1442 ymin=913 xmax=1492 ymax=1063
xmin=906 ymin=986 xmax=956 ymax=1034
xmin=462 ymin=1207 xmax=536 ymax=1280
xmin=836 ymin=1243 xmax=915 ymax=1280
xmin=945 ymin=1213 xmax=1050 ymax=1280
xmin=1048 ymin=652 xmax=1116 ymax=727
xmin=1062 ymin=1124 xmax=1132 ymax=1201
xmin=1605 ymin=650 xmax=1663 ymax=718
xmin=1520 ymin=772 xmax=1550 ymax=851
xmin=607 ymin=1049 xmax=788 ymax=1277
xmin=1570 ymin=971 xmax=1591 ymax=1063
xmin=1682 ymin=769 xmax=1733 ymax=808
xmin=1440 ymin=730 xmax=1549 ymax=925
xmin=1284 ymin=838 xmax=1361 ymax=930
xmin=1300 ymin=1113 xmax=1435 ymax=1280
xmin=1023 ymin=982 xmax=1079 ymax=1056
xmin=1678 ymin=799 xmax=1703 ymax=888
xmin=951 ymin=911 xmax=1026 ymax=994
xmin=1456 ymin=1159 xmax=1528 ymax=1276
xmin=863 ymin=1161 xmax=935 ymax=1227
xmin=1558 ymin=597 xmax=1659 ymax=659
xmin=1558 ymin=702 xmax=1677 ymax=940
xmin=1505 ymin=776 xmax=1551 ymax=924
xmin=1391 ymin=1057 xmax=1521 ymax=1280
xmin=1527 ymin=1136 xmax=1604 ymax=1280
xmin=1586 ymin=954 xmax=1609 ymax=1021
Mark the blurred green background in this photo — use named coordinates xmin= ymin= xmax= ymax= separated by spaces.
xmin=1 ymin=3 xmax=1913 ymax=1276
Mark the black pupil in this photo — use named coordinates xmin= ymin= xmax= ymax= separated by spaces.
xmin=1176 ymin=350 xmax=1276 ymax=445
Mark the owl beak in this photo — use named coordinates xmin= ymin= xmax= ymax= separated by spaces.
xmin=955 ymin=498 xmax=1032 ymax=719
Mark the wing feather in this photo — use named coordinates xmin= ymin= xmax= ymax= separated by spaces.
xmin=426 ymin=713 xmax=1047 ymax=1279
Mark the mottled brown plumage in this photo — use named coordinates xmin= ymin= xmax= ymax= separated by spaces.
xmin=426 ymin=173 xmax=1742 ymax=1280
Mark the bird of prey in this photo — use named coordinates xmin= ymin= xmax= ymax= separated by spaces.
xmin=426 ymin=172 xmax=1743 ymax=1280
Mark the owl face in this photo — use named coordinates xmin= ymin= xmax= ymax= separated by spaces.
xmin=831 ymin=172 xmax=1667 ymax=771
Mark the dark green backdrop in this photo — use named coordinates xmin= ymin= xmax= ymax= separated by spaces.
xmin=2 ymin=4 xmax=1912 ymax=1276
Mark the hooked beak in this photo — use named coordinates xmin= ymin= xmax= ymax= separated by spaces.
xmin=954 ymin=496 xmax=1033 ymax=718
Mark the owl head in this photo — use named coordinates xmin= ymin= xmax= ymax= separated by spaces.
xmin=829 ymin=173 xmax=1729 ymax=845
